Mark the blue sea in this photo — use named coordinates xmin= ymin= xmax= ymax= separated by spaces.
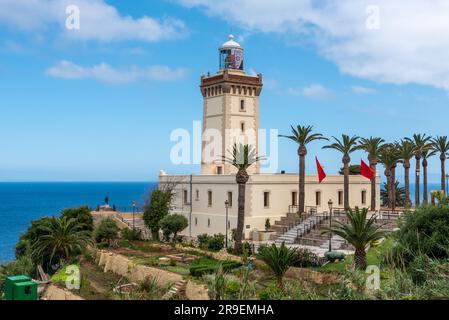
xmin=0 ymin=182 xmax=156 ymax=262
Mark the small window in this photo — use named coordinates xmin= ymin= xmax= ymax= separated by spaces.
xmin=291 ymin=192 xmax=298 ymax=206
xmin=240 ymin=99 xmax=245 ymax=111
xmin=183 ymin=190 xmax=188 ymax=204
xmin=228 ymin=220 xmax=231 ymax=229
xmin=217 ymin=166 xmax=223 ymax=175
xmin=195 ymin=189 xmax=199 ymax=201
xmin=227 ymin=191 xmax=233 ymax=207
xmin=361 ymin=190 xmax=367 ymax=205
xmin=208 ymin=218 xmax=211 ymax=228
xmin=195 ymin=217 xmax=198 ymax=226
xmin=315 ymin=191 xmax=321 ymax=206
xmin=338 ymin=191 xmax=343 ymax=206
xmin=240 ymin=122 xmax=245 ymax=132
xmin=208 ymin=190 xmax=213 ymax=207
xmin=264 ymin=192 xmax=270 ymax=208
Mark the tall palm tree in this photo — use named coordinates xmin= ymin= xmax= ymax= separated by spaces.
xmin=421 ymin=149 xmax=433 ymax=204
xmin=406 ymin=134 xmax=432 ymax=206
xmin=359 ymin=137 xmax=385 ymax=211
xmin=323 ymin=135 xmax=360 ymax=210
xmin=397 ymin=140 xmax=416 ymax=207
xmin=323 ymin=207 xmax=387 ymax=270
xmin=378 ymin=144 xmax=400 ymax=210
xmin=430 ymin=136 xmax=449 ymax=192
xmin=279 ymin=125 xmax=328 ymax=213
xmin=223 ymin=143 xmax=263 ymax=253
xmin=31 ymin=217 xmax=93 ymax=267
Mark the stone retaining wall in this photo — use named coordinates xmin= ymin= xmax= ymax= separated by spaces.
xmin=42 ymin=284 xmax=84 ymax=300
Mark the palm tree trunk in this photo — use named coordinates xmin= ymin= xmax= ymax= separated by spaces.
xmin=415 ymin=157 xmax=420 ymax=206
xmin=404 ymin=165 xmax=410 ymax=207
xmin=370 ymin=161 xmax=377 ymax=211
xmin=299 ymin=153 xmax=306 ymax=214
xmin=423 ymin=160 xmax=428 ymax=204
xmin=234 ymin=182 xmax=246 ymax=253
xmin=344 ymin=159 xmax=349 ymax=211
xmin=391 ymin=166 xmax=396 ymax=211
xmin=354 ymin=248 xmax=367 ymax=270
xmin=441 ymin=155 xmax=446 ymax=193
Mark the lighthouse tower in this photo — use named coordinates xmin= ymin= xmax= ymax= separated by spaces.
xmin=200 ymin=35 xmax=263 ymax=175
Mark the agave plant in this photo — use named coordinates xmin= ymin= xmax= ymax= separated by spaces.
xmin=323 ymin=207 xmax=387 ymax=270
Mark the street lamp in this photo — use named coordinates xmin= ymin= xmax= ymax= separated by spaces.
xmin=446 ymin=174 xmax=449 ymax=196
xmin=225 ymin=200 xmax=230 ymax=248
xmin=132 ymin=201 xmax=136 ymax=231
xmin=328 ymin=199 xmax=333 ymax=252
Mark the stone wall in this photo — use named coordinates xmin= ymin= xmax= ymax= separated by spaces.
xmin=42 ymin=285 xmax=83 ymax=300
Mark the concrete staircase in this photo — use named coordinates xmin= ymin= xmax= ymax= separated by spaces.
xmin=120 ymin=216 xmax=152 ymax=239
xmin=274 ymin=214 xmax=328 ymax=245
xmin=162 ymin=280 xmax=187 ymax=300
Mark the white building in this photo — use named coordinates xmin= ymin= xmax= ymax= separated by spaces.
xmin=159 ymin=35 xmax=380 ymax=240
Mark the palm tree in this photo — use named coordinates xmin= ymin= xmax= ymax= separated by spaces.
xmin=323 ymin=135 xmax=360 ymax=210
xmin=378 ymin=144 xmax=400 ymax=210
xmin=406 ymin=134 xmax=432 ymax=206
xmin=31 ymin=217 xmax=93 ymax=267
xmin=223 ymin=143 xmax=263 ymax=253
xmin=279 ymin=125 xmax=328 ymax=213
xmin=430 ymin=136 xmax=449 ymax=192
xmin=421 ymin=149 xmax=433 ymax=204
xmin=397 ymin=140 xmax=416 ymax=207
xmin=323 ymin=207 xmax=387 ymax=270
xmin=257 ymin=242 xmax=299 ymax=288
xmin=359 ymin=137 xmax=385 ymax=211
xmin=381 ymin=181 xmax=406 ymax=207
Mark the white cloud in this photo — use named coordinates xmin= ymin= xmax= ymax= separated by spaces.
xmin=47 ymin=60 xmax=188 ymax=84
xmin=288 ymin=84 xmax=330 ymax=98
xmin=351 ymin=86 xmax=375 ymax=94
xmin=177 ymin=0 xmax=449 ymax=91
xmin=0 ymin=0 xmax=186 ymax=42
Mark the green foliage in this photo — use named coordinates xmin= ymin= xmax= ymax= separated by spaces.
xmin=324 ymin=251 xmax=346 ymax=263
xmin=258 ymin=283 xmax=284 ymax=300
xmin=31 ymin=217 xmax=93 ymax=267
xmin=225 ymin=280 xmax=241 ymax=299
xmin=121 ymin=228 xmax=142 ymax=241
xmin=381 ymin=181 xmax=406 ymax=207
xmin=293 ymin=248 xmax=320 ymax=267
xmin=15 ymin=217 xmax=54 ymax=259
xmin=265 ymin=218 xmax=271 ymax=231
xmin=143 ymin=189 xmax=172 ymax=240
xmin=257 ymin=242 xmax=299 ymax=287
xmin=190 ymin=258 xmax=242 ymax=277
xmin=0 ymin=256 xmax=35 ymax=296
xmin=61 ymin=206 xmax=94 ymax=232
xmin=159 ymin=214 xmax=188 ymax=242
xmin=389 ymin=205 xmax=449 ymax=267
xmin=339 ymin=164 xmax=361 ymax=175
xmin=197 ymin=233 xmax=225 ymax=251
xmin=95 ymin=218 xmax=119 ymax=246
xmin=206 ymin=265 xmax=227 ymax=300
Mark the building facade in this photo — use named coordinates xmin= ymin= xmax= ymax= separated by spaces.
xmin=159 ymin=35 xmax=380 ymax=239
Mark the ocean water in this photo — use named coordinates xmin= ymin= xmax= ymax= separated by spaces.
xmin=0 ymin=182 xmax=156 ymax=262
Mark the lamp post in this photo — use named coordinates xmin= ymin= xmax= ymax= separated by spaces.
xmin=225 ymin=200 xmax=230 ymax=248
xmin=328 ymin=199 xmax=333 ymax=252
xmin=132 ymin=201 xmax=136 ymax=231
xmin=446 ymin=174 xmax=449 ymax=196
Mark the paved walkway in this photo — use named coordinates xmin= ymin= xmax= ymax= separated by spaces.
xmin=252 ymin=240 xmax=354 ymax=257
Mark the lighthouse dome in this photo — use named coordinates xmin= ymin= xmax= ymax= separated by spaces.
xmin=220 ymin=34 xmax=241 ymax=49
xmin=219 ymin=34 xmax=244 ymax=71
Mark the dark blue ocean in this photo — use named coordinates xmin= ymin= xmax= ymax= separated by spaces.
xmin=0 ymin=182 xmax=157 ymax=262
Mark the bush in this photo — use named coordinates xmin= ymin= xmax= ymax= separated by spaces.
xmin=121 ymin=228 xmax=142 ymax=241
xmin=324 ymin=251 xmax=346 ymax=263
xmin=0 ymin=256 xmax=35 ymax=296
xmin=293 ymin=248 xmax=320 ymax=267
xmin=265 ymin=219 xmax=271 ymax=232
xmin=95 ymin=218 xmax=119 ymax=246
xmin=190 ymin=260 xmax=242 ymax=277
xmin=258 ymin=283 xmax=284 ymax=300
xmin=226 ymin=280 xmax=241 ymax=298
xmin=61 ymin=206 xmax=94 ymax=232
xmin=143 ymin=189 xmax=172 ymax=241
xmin=197 ymin=234 xmax=225 ymax=251
xmin=159 ymin=214 xmax=188 ymax=242
xmin=391 ymin=205 xmax=449 ymax=266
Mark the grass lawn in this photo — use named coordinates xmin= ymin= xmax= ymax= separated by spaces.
xmin=319 ymin=238 xmax=395 ymax=274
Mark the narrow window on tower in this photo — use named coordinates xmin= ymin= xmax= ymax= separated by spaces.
xmin=195 ymin=189 xmax=199 ymax=201
xmin=361 ymin=190 xmax=367 ymax=205
xmin=183 ymin=190 xmax=188 ymax=205
xmin=240 ymin=99 xmax=245 ymax=112
xmin=338 ymin=191 xmax=343 ymax=206
xmin=264 ymin=192 xmax=270 ymax=208
xmin=227 ymin=191 xmax=233 ymax=207
xmin=315 ymin=191 xmax=321 ymax=206
xmin=240 ymin=122 xmax=245 ymax=132
xmin=216 ymin=166 xmax=223 ymax=175
xmin=208 ymin=190 xmax=212 ymax=207
xmin=292 ymin=192 xmax=298 ymax=206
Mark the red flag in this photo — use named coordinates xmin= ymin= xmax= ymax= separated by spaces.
xmin=315 ymin=157 xmax=326 ymax=183
xmin=361 ymin=159 xmax=375 ymax=181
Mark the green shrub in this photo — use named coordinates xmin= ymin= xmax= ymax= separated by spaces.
xmin=197 ymin=233 xmax=225 ymax=251
xmin=190 ymin=260 xmax=242 ymax=277
xmin=0 ymin=256 xmax=35 ymax=296
xmin=95 ymin=218 xmax=119 ymax=246
xmin=293 ymin=248 xmax=320 ymax=267
xmin=61 ymin=206 xmax=94 ymax=232
xmin=159 ymin=214 xmax=188 ymax=242
xmin=197 ymin=234 xmax=211 ymax=249
xmin=226 ymin=280 xmax=241 ymax=298
xmin=324 ymin=251 xmax=346 ymax=263
xmin=121 ymin=228 xmax=142 ymax=241
xmin=258 ymin=283 xmax=284 ymax=300
xmin=390 ymin=205 xmax=449 ymax=266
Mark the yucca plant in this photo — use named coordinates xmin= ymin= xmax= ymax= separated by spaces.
xmin=322 ymin=207 xmax=387 ymax=270
xmin=257 ymin=242 xmax=299 ymax=288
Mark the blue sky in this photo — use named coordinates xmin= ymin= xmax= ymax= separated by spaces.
xmin=1 ymin=0 xmax=449 ymax=182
